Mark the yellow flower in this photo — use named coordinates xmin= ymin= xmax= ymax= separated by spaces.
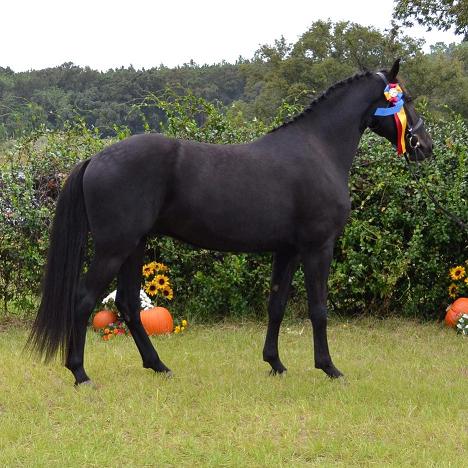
xmin=161 ymin=286 xmax=174 ymax=300
xmin=142 ymin=262 xmax=157 ymax=277
xmin=156 ymin=262 xmax=169 ymax=272
xmin=144 ymin=280 xmax=159 ymax=296
xmin=449 ymin=266 xmax=465 ymax=281
xmin=182 ymin=319 xmax=188 ymax=327
xmin=181 ymin=326 xmax=185 ymax=332
xmin=174 ymin=326 xmax=181 ymax=334
xmin=155 ymin=274 xmax=170 ymax=290
xmin=448 ymin=283 xmax=458 ymax=298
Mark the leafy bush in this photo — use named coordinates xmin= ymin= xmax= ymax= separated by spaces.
xmin=1 ymin=95 xmax=466 ymax=320
xmin=0 ymin=121 xmax=107 ymax=312
xmin=330 ymin=107 xmax=467 ymax=317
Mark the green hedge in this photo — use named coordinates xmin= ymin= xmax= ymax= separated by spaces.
xmin=332 ymin=108 xmax=467 ymax=317
xmin=1 ymin=94 xmax=466 ymax=319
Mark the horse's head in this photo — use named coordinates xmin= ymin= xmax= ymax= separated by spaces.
xmin=369 ymin=59 xmax=433 ymax=161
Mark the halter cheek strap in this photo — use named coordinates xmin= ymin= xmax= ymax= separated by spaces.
xmin=374 ymin=72 xmax=407 ymax=155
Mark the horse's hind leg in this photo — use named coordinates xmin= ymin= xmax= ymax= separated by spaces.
xmin=263 ymin=249 xmax=299 ymax=375
xmin=66 ymin=253 xmax=124 ymax=385
xmin=115 ymin=240 xmax=171 ymax=375
xmin=301 ymin=242 xmax=343 ymax=379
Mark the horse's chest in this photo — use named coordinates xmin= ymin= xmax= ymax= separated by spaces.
xmin=296 ymin=190 xmax=351 ymax=242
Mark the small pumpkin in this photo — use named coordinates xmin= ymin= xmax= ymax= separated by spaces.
xmin=140 ymin=307 xmax=173 ymax=335
xmin=451 ymin=297 xmax=468 ymax=314
xmin=93 ymin=310 xmax=118 ymax=330
xmin=445 ymin=297 xmax=468 ymax=328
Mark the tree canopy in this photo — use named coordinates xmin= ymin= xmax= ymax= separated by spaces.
xmin=393 ymin=0 xmax=468 ymax=38
xmin=0 ymin=20 xmax=466 ymax=140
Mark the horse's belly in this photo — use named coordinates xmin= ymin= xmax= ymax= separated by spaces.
xmin=155 ymin=205 xmax=294 ymax=253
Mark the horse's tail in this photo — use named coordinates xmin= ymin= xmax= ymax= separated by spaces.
xmin=28 ymin=159 xmax=90 ymax=362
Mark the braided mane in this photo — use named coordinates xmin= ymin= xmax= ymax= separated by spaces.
xmin=269 ymin=70 xmax=374 ymax=133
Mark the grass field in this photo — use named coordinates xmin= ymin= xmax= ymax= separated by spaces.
xmin=0 ymin=318 xmax=466 ymax=466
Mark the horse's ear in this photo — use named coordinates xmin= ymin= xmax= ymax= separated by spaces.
xmin=388 ymin=58 xmax=400 ymax=81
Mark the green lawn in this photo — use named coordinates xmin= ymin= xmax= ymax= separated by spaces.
xmin=0 ymin=318 xmax=466 ymax=466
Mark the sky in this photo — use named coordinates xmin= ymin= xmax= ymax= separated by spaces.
xmin=1 ymin=0 xmax=461 ymax=72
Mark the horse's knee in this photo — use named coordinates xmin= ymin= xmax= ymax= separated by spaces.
xmin=309 ymin=304 xmax=327 ymax=329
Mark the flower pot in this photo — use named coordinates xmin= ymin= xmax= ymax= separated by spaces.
xmin=140 ymin=307 xmax=173 ymax=335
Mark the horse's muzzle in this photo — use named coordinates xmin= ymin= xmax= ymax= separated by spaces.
xmin=406 ymin=137 xmax=433 ymax=161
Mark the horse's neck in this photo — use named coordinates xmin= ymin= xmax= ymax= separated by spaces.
xmin=289 ymin=76 xmax=380 ymax=173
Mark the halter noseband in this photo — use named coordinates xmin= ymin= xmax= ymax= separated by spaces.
xmin=374 ymin=72 xmax=423 ymax=155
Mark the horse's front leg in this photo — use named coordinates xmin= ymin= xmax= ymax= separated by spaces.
xmin=263 ymin=249 xmax=299 ymax=374
xmin=301 ymin=242 xmax=343 ymax=379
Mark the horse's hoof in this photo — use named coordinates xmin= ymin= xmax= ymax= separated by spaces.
xmin=328 ymin=372 xmax=344 ymax=380
xmin=323 ymin=365 xmax=344 ymax=379
xmin=265 ymin=356 xmax=287 ymax=376
xmin=74 ymin=379 xmax=97 ymax=389
xmin=149 ymin=366 xmax=173 ymax=378
xmin=269 ymin=368 xmax=287 ymax=377
xmin=144 ymin=360 xmax=172 ymax=374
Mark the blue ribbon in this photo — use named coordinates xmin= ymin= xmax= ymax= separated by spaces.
xmin=374 ymin=99 xmax=404 ymax=116
xmin=374 ymin=84 xmax=405 ymax=116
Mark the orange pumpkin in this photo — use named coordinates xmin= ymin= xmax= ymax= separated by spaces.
xmin=93 ymin=310 xmax=118 ymax=330
xmin=140 ymin=307 xmax=173 ymax=335
xmin=445 ymin=297 xmax=468 ymax=327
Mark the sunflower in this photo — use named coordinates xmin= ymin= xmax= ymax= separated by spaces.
xmin=155 ymin=274 xmax=170 ymax=290
xmin=161 ymin=285 xmax=174 ymax=300
xmin=142 ymin=262 xmax=157 ymax=277
xmin=449 ymin=266 xmax=466 ymax=281
xmin=155 ymin=262 xmax=169 ymax=272
xmin=144 ymin=280 xmax=159 ymax=296
xmin=448 ymin=283 xmax=458 ymax=298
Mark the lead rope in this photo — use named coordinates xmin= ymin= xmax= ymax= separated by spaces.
xmin=404 ymin=155 xmax=468 ymax=234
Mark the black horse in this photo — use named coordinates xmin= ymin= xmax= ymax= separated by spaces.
xmin=29 ymin=60 xmax=433 ymax=385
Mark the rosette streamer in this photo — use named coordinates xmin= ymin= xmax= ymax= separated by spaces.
xmin=374 ymin=83 xmax=407 ymax=154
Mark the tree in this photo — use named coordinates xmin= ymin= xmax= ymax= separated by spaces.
xmin=0 ymin=20 xmax=466 ymax=138
xmin=393 ymin=0 xmax=468 ymax=39
xmin=403 ymin=42 xmax=468 ymax=118
xmin=239 ymin=20 xmax=425 ymax=120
